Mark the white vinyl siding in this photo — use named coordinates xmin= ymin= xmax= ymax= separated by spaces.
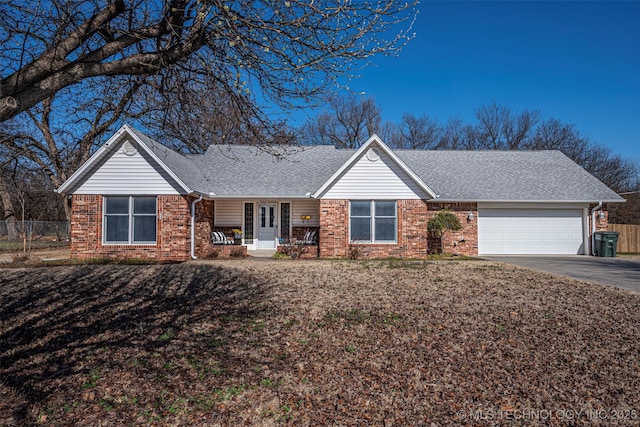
xmin=478 ymin=208 xmax=584 ymax=255
xmin=214 ymin=200 xmax=243 ymax=226
xmin=323 ymin=150 xmax=427 ymax=199
xmin=75 ymin=144 xmax=182 ymax=195
xmin=292 ymin=199 xmax=320 ymax=227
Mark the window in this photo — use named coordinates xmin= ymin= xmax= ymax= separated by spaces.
xmin=244 ymin=203 xmax=254 ymax=244
xmin=104 ymin=196 xmax=157 ymax=244
xmin=350 ymin=200 xmax=397 ymax=243
xmin=280 ymin=203 xmax=290 ymax=240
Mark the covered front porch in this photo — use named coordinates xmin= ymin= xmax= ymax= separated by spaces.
xmin=195 ymin=198 xmax=319 ymax=259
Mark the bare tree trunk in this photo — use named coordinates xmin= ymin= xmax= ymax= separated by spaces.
xmin=0 ymin=175 xmax=18 ymax=240
xmin=62 ymin=194 xmax=72 ymax=222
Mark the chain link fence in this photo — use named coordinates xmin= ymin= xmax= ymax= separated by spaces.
xmin=0 ymin=220 xmax=70 ymax=251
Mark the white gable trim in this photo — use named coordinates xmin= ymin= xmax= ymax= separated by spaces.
xmin=123 ymin=125 xmax=192 ymax=194
xmin=312 ymin=134 xmax=438 ymax=199
xmin=57 ymin=125 xmax=192 ymax=195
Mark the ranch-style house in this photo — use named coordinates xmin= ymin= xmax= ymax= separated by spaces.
xmin=57 ymin=125 xmax=624 ymax=261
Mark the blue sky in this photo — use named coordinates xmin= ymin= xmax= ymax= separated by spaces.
xmin=300 ymin=1 xmax=640 ymax=161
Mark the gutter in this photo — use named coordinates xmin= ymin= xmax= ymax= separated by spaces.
xmin=190 ymin=195 xmax=203 ymax=260
xmin=590 ymin=202 xmax=603 ymax=256
xmin=203 ymin=194 xmax=316 ymax=199
xmin=432 ymin=199 xmax=624 ymax=204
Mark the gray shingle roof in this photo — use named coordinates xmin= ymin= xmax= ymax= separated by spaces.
xmin=189 ymin=144 xmax=353 ymax=197
xmin=131 ymin=127 xmax=623 ymax=203
xmin=396 ymin=150 xmax=624 ymax=202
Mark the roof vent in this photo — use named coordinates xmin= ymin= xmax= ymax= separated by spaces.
xmin=366 ymin=147 xmax=380 ymax=162
xmin=122 ymin=140 xmax=138 ymax=156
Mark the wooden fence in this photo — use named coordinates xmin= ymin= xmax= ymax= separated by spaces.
xmin=608 ymin=224 xmax=640 ymax=253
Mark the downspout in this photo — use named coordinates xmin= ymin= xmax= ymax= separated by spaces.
xmin=590 ymin=202 xmax=603 ymax=256
xmin=190 ymin=195 xmax=203 ymax=260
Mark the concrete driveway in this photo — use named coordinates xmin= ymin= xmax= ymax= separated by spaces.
xmin=485 ymin=256 xmax=640 ymax=293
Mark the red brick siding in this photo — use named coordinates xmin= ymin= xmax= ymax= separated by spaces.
xmin=427 ymin=203 xmax=478 ymax=256
xmin=319 ymin=200 xmax=350 ymax=258
xmin=594 ymin=206 xmax=609 ymax=232
xmin=194 ymin=199 xmax=215 ymax=257
xmin=318 ymin=199 xmax=479 ymax=259
xmin=70 ymin=194 xmax=191 ymax=261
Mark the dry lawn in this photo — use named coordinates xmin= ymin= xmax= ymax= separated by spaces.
xmin=0 ymin=259 xmax=638 ymax=426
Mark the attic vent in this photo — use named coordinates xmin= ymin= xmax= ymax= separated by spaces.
xmin=122 ymin=140 xmax=138 ymax=156
xmin=366 ymin=147 xmax=380 ymax=162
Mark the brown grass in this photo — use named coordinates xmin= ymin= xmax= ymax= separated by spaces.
xmin=1 ymin=259 xmax=638 ymax=426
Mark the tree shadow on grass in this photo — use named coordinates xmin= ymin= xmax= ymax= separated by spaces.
xmin=0 ymin=263 xmax=270 ymax=424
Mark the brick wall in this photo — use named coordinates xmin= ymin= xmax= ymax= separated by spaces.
xmin=70 ymin=194 xmax=191 ymax=261
xmin=318 ymin=199 xmax=479 ymax=259
xmin=319 ymin=200 xmax=349 ymax=258
xmin=320 ymin=199 xmax=429 ymax=259
xmin=427 ymin=202 xmax=478 ymax=256
xmin=594 ymin=205 xmax=609 ymax=232
xmin=194 ymin=199 xmax=215 ymax=257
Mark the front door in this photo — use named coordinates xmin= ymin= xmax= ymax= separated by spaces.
xmin=258 ymin=203 xmax=277 ymax=249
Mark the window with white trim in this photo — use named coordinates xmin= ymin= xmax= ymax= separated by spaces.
xmin=104 ymin=196 xmax=157 ymax=244
xmin=350 ymin=200 xmax=397 ymax=243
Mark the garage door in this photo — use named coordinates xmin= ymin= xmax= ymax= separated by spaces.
xmin=478 ymin=209 xmax=584 ymax=255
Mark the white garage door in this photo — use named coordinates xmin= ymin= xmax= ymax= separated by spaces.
xmin=478 ymin=209 xmax=584 ymax=255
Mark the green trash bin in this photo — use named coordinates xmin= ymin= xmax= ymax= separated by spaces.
xmin=594 ymin=231 xmax=619 ymax=257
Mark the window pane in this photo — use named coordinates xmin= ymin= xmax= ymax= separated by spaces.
xmin=244 ymin=203 xmax=254 ymax=244
xmin=269 ymin=206 xmax=275 ymax=228
xmin=351 ymin=217 xmax=371 ymax=241
xmin=105 ymin=215 xmax=129 ymax=242
xmin=280 ymin=203 xmax=290 ymax=239
xmin=375 ymin=218 xmax=396 ymax=241
xmin=133 ymin=216 xmax=156 ymax=242
xmin=105 ymin=197 xmax=129 ymax=214
xmin=375 ymin=201 xmax=396 ymax=217
xmin=351 ymin=201 xmax=370 ymax=216
xmin=134 ymin=197 xmax=156 ymax=214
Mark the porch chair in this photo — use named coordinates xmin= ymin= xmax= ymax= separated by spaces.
xmin=211 ymin=231 xmax=234 ymax=245
xmin=295 ymin=230 xmax=317 ymax=245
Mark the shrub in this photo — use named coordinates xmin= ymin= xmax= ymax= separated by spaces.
xmin=427 ymin=210 xmax=462 ymax=255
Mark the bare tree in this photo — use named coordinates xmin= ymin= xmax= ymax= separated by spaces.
xmin=503 ymin=109 xmax=539 ymax=149
xmin=609 ymin=192 xmax=640 ymax=224
xmin=0 ymin=76 xmax=148 ymax=219
xmin=301 ymin=95 xmax=382 ymax=148
xmin=581 ymin=145 xmax=639 ymax=193
xmin=438 ymin=116 xmax=475 ymax=150
xmin=0 ymin=1 xmax=417 ymax=220
xmin=378 ymin=121 xmax=403 ymax=149
xmin=140 ymin=74 xmax=297 ymax=153
xmin=397 ymin=113 xmax=443 ymax=149
xmin=0 ymin=175 xmax=19 ymax=240
xmin=473 ymin=102 xmax=539 ymax=149
xmin=473 ymin=102 xmax=509 ymax=149
xmin=0 ymin=0 xmax=417 ymax=123
xmin=530 ymin=118 xmax=639 ymax=192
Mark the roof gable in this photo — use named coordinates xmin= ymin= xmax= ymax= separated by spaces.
xmin=74 ymin=138 xmax=185 ymax=195
xmin=57 ymin=125 xmax=200 ymax=195
xmin=312 ymin=135 xmax=438 ymax=199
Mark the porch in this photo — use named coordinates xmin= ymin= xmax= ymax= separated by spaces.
xmin=195 ymin=198 xmax=320 ymax=259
